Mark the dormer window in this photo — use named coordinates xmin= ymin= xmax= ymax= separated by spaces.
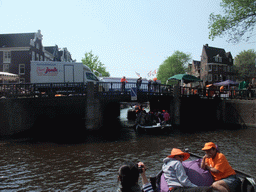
xmin=214 ymin=55 xmax=222 ymax=62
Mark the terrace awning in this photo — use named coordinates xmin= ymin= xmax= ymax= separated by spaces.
xmin=0 ymin=72 xmax=19 ymax=81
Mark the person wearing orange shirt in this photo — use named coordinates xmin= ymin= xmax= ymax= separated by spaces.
xmin=201 ymin=142 xmax=241 ymax=192
xmin=120 ymin=76 xmax=128 ymax=92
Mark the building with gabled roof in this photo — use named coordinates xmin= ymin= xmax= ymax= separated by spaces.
xmin=0 ymin=30 xmax=73 ymax=83
xmin=189 ymin=44 xmax=235 ymax=86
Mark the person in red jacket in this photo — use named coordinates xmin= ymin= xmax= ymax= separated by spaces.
xmin=120 ymin=76 xmax=127 ymax=92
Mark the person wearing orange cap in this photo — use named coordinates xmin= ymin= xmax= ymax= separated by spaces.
xmin=162 ymin=148 xmax=212 ymax=192
xmin=201 ymin=142 xmax=241 ymax=192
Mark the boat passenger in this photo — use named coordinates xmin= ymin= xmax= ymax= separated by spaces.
xmin=201 ymin=142 xmax=241 ymax=192
xmin=162 ymin=148 xmax=212 ymax=192
xmin=117 ymin=161 xmax=154 ymax=192
xmin=163 ymin=110 xmax=170 ymax=124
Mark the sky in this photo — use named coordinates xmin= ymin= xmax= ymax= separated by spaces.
xmin=0 ymin=0 xmax=255 ymax=78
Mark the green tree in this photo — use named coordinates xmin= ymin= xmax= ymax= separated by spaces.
xmin=157 ymin=51 xmax=191 ymax=84
xmin=81 ymin=50 xmax=110 ymax=77
xmin=208 ymin=0 xmax=256 ymax=43
xmin=234 ymin=49 xmax=256 ymax=81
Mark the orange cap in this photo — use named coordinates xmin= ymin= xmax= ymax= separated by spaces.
xmin=202 ymin=142 xmax=216 ymax=151
xmin=167 ymin=148 xmax=190 ymax=161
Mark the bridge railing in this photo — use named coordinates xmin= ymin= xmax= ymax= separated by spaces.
xmin=180 ymin=87 xmax=255 ymax=100
xmin=97 ymin=82 xmax=173 ymax=95
xmin=0 ymin=83 xmax=87 ymax=98
xmin=0 ymin=82 xmax=173 ymax=98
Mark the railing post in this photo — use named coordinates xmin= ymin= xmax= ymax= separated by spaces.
xmin=173 ymin=84 xmax=181 ymax=126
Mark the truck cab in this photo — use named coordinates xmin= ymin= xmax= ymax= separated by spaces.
xmin=83 ymin=65 xmax=99 ymax=83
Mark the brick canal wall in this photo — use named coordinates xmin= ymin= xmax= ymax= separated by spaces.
xmin=223 ymin=100 xmax=256 ymax=127
xmin=178 ymin=97 xmax=256 ymax=129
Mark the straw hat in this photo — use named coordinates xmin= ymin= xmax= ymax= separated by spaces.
xmin=202 ymin=142 xmax=217 ymax=151
xmin=167 ymin=148 xmax=190 ymax=161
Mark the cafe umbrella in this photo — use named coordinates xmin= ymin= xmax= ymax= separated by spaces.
xmin=213 ymin=80 xmax=239 ymax=89
xmin=168 ymin=74 xmax=202 ymax=84
xmin=213 ymin=80 xmax=239 ymax=87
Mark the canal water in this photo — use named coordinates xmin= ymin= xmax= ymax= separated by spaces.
xmin=0 ymin=108 xmax=255 ymax=191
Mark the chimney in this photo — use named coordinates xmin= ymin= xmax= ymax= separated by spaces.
xmin=205 ymin=44 xmax=208 ymax=47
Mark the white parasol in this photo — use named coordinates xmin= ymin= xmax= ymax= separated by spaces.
xmin=0 ymin=72 xmax=19 ymax=81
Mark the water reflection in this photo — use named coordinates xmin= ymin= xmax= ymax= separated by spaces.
xmin=0 ymin=108 xmax=255 ymax=191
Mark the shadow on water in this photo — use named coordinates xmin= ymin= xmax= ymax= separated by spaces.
xmin=8 ymin=115 xmax=134 ymax=144
xmin=6 ymin=108 xmax=246 ymax=145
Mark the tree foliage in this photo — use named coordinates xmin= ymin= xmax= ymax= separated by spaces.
xmin=234 ymin=49 xmax=256 ymax=81
xmin=81 ymin=50 xmax=110 ymax=77
xmin=208 ymin=0 xmax=256 ymax=43
xmin=157 ymin=51 xmax=191 ymax=84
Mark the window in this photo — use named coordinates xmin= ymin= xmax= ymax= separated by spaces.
xmin=3 ymin=64 xmax=9 ymax=72
xmin=208 ymin=74 xmax=212 ymax=82
xmin=214 ymin=74 xmax=218 ymax=81
xmin=215 ymin=56 xmax=218 ymax=62
xmin=213 ymin=65 xmax=218 ymax=71
xmin=3 ymin=51 xmax=11 ymax=63
xmin=208 ymin=65 xmax=212 ymax=72
xmin=219 ymin=74 xmax=222 ymax=81
xmin=219 ymin=57 xmax=222 ymax=62
xmin=223 ymin=66 xmax=227 ymax=72
xmin=32 ymin=51 xmax=35 ymax=61
xmin=86 ymin=72 xmax=99 ymax=81
xmin=19 ymin=78 xmax=25 ymax=84
xmin=19 ymin=64 xmax=25 ymax=75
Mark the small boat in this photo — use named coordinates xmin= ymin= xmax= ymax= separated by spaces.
xmin=149 ymin=151 xmax=256 ymax=192
xmin=135 ymin=123 xmax=172 ymax=133
xmin=127 ymin=105 xmax=140 ymax=120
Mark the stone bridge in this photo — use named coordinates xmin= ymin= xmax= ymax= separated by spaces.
xmin=0 ymin=82 xmax=174 ymax=136
xmin=0 ymin=82 xmax=248 ymax=137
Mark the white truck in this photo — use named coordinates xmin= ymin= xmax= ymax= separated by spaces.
xmin=30 ymin=61 xmax=107 ymax=95
xmin=30 ymin=61 xmax=100 ymax=84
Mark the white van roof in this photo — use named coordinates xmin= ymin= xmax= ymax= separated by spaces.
xmin=83 ymin=64 xmax=92 ymax=72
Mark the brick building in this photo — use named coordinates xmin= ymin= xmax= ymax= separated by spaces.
xmin=0 ymin=30 xmax=73 ymax=83
xmin=189 ymin=44 xmax=235 ymax=85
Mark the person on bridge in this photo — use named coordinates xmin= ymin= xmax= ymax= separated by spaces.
xmin=121 ymin=76 xmax=128 ymax=92
xmin=201 ymin=142 xmax=241 ymax=192
xmin=153 ymin=77 xmax=158 ymax=92
xmin=117 ymin=161 xmax=154 ymax=192
xmin=136 ymin=77 xmax=142 ymax=90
